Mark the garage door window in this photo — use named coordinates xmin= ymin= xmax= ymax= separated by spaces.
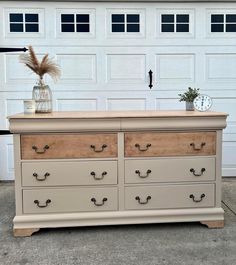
xmin=9 ymin=13 xmax=39 ymax=32
xmin=61 ymin=14 xmax=90 ymax=32
xmin=161 ymin=14 xmax=189 ymax=32
xmin=111 ymin=14 xmax=140 ymax=32
xmin=211 ymin=14 xmax=236 ymax=32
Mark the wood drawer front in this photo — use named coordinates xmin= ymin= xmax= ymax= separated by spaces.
xmin=125 ymin=184 xmax=215 ymax=210
xmin=23 ymin=187 xmax=118 ymax=214
xmin=22 ymin=161 xmax=118 ymax=187
xmin=124 ymin=132 xmax=216 ymax=157
xmin=21 ymin=134 xmax=118 ymax=159
xmin=125 ymin=157 xmax=215 ymax=184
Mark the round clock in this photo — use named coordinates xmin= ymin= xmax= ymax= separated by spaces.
xmin=193 ymin=94 xmax=213 ymax=112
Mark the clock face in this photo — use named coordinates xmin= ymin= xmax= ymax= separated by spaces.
xmin=193 ymin=94 xmax=213 ymax=112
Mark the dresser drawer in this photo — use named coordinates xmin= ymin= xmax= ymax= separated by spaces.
xmin=125 ymin=132 xmax=216 ymax=157
xmin=21 ymin=134 xmax=118 ymax=159
xmin=125 ymin=184 xmax=215 ymax=210
xmin=22 ymin=161 xmax=118 ymax=187
xmin=23 ymin=187 xmax=118 ymax=214
xmin=125 ymin=157 xmax=215 ymax=184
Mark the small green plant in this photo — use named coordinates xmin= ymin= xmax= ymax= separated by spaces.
xmin=178 ymin=87 xmax=200 ymax=102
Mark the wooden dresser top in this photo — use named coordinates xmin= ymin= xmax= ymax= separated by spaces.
xmin=8 ymin=110 xmax=228 ymax=120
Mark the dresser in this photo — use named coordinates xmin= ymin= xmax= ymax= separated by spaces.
xmin=8 ymin=111 xmax=228 ymax=237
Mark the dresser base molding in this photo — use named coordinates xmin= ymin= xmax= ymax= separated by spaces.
xmin=13 ymin=208 xmax=224 ymax=236
xmin=13 ymin=228 xmax=40 ymax=237
xmin=200 ymin=220 xmax=224 ymax=228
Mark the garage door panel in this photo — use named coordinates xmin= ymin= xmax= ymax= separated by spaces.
xmin=1 ymin=1 xmax=236 ymax=178
xmin=106 ymin=54 xmax=146 ymax=84
xmin=0 ymin=136 xmax=14 ymax=181
xmin=57 ymin=54 xmax=97 ymax=83
xmin=155 ymin=53 xmax=195 ymax=83
xmin=106 ymin=98 xmax=146 ymax=110
xmin=57 ymin=99 xmax=98 ymax=111
xmin=206 ymin=54 xmax=236 ymax=80
xmin=5 ymin=54 xmax=36 ymax=84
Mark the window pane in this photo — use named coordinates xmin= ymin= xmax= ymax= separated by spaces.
xmin=76 ymin=14 xmax=89 ymax=23
xmin=161 ymin=14 xmax=174 ymax=23
xmin=127 ymin=24 xmax=139 ymax=32
xmin=10 ymin=23 xmax=23 ymax=32
xmin=61 ymin=14 xmax=74 ymax=23
xmin=112 ymin=14 xmax=125 ymax=23
xmin=161 ymin=24 xmax=174 ymax=32
xmin=25 ymin=23 xmax=39 ymax=32
xmin=25 ymin=14 xmax=38 ymax=22
xmin=226 ymin=24 xmax=236 ymax=32
xmin=112 ymin=23 xmax=125 ymax=32
xmin=61 ymin=23 xmax=75 ymax=32
xmin=211 ymin=24 xmax=224 ymax=32
xmin=177 ymin=14 xmax=189 ymax=23
xmin=211 ymin=14 xmax=224 ymax=23
xmin=76 ymin=24 xmax=90 ymax=32
xmin=226 ymin=14 xmax=236 ymax=23
xmin=176 ymin=23 xmax=189 ymax=32
xmin=9 ymin=13 xmax=23 ymax=22
xmin=127 ymin=14 xmax=139 ymax=23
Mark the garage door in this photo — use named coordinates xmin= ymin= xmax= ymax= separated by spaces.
xmin=0 ymin=1 xmax=235 ymax=180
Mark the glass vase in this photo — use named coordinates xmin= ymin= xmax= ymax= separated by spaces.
xmin=32 ymin=84 xmax=52 ymax=113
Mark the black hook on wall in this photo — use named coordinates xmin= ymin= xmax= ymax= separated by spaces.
xmin=0 ymin=47 xmax=28 ymax=53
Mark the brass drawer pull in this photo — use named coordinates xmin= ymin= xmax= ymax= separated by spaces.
xmin=135 ymin=169 xmax=152 ymax=178
xmin=190 ymin=168 xmax=206 ymax=177
xmin=91 ymin=197 xmax=107 ymax=206
xmin=32 ymin=145 xmax=50 ymax=154
xmin=190 ymin=142 xmax=206 ymax=151
xmin=90 ymin=144 xmax=107 ymax=153
xmin=34 ymin=199 xmax=51 ymax=208
xmin=135 ymin=143 xmax=151 ymax=152
xmin=33 ymin=172 xmax=50 ymax=181
xmin=135 ymin=196 xmax=151 ymax=204
xmin=90 ymin=171 xmax=107 ymax=180
xmin=189 ymin=194 xmax=205 ymax=203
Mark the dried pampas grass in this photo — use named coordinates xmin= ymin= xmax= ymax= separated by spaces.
xmin=19 ymin=46 xmax=61 ymax=84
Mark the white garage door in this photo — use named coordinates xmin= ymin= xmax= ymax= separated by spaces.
xmin=0 ymin=1 xmax=235 ymax=180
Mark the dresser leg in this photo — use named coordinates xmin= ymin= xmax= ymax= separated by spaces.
xmin=13 ymin=228 xmax=40 ymax=237
xmin=200 ymin=220 xmax=224 ymax=228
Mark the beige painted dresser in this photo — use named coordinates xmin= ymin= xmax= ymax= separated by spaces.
xmin=8 ymin=110 xmax=228 ymax=236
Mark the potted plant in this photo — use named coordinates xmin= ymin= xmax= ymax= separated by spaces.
xmin=19 ymin=46 xmax=60 ymax=113
xmin=178 ymin=87 xmax=200 ymax=111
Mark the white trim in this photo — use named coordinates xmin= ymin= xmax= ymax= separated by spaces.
xmin=106 ymin=8 xmax=145 ymax=38
xmin=4 ymin=7 xmax=44 ymax=38
xmin=56 ymin=8 xmax=95 ymax=39
xmin=156 ymin=8 xmax=195 ymax=38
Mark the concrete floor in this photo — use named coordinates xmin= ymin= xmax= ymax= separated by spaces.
xmin=0 ymin=180 xmax=235 ymax=265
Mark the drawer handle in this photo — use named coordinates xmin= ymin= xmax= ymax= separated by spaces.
xmin=90 ymin=171 xmax=107 ymax=180
xmin=34 ymin=199 xmax=51 ymax=208
xmin=91 ymin=197 xmax=107 ymax=206
xmin=135 ymin=169 xmax=152 ymax=178
xmin=135 ymin=196 xmax=151 ymax=204
xmin=90 ymin=144 xmax=107 ymax=153
xmin=32 ymin=145 xmax=50 ymax=154
xmin=190 ymin=142 xmax=206 ymax=151
xmin=190 ymin=168 xmax=206 ymax=177
xmin=189 ymin=194 xmax=205 ymax=203
xmin=33 ymin=172 xmax=50 ymax=181
xmin=135 ymin=143 xmax=151 ymax=152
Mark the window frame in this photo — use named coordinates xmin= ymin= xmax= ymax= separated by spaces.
xmin=207 ymin=9 xmax=236 ymax=37
xmin=106 ymin=9 xmax=145 ymax=38
xmin=56 ymin=9 xmax=95 ymax=38
xmin=5 ymin=8 xmax=44 ymax=38
xmin=156 ymin=9 xmax=194 ymax=39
